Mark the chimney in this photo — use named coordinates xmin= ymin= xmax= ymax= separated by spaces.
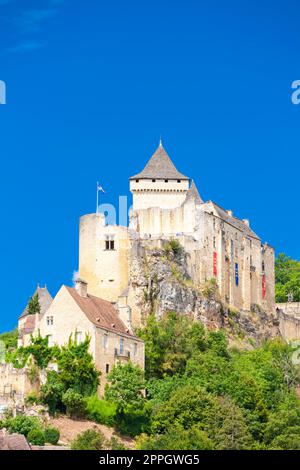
xmin=227 ymin=210 xmax=233 ymax=217
xmin=243 ymin=219 xmax=250 ymax=227
xmin=75 ymin=278 xmax=88 ymax=298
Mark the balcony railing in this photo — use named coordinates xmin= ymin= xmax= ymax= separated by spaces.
xmin=114 ymin=348 xmax=130 ymax=359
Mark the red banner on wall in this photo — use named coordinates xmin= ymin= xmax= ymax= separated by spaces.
xmin=213 ymin=251 xmax=217 ymax=277
xmin=262 ymin=274 xmax=266 ymax=299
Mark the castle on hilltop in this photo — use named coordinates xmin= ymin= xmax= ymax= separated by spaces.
xmin=79 ymin=140 xmax=275 ymax=326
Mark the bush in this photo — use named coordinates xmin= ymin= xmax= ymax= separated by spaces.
xmin=85 ymin=395 xmax=117 ymax=426
xmin=62 ymin=389 xmax=86 ymax=418
xmin=71 ymin=429 xmax=106 ymax=450
xmin=108 ymin=436 xmax=126 ymax=450
xmin=27 ymin=428 xmax=45 ymax=446
xmin=44 ymin=426 xmax=60 ymax=445
xmin=163 ymin=239 xmax=182 ymax=258
xmin=115 ymin=406 xmax=150 ymax=437
xmin=25 ymin=392 xmax=40 ymax=406
xmin=4 ymin=415 xmax=42 ymax=437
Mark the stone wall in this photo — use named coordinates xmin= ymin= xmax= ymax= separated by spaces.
xmin=0 ymin=364 xmax=38 ymax=401
xmin=276 ymin=303 xmax=300 ymax=341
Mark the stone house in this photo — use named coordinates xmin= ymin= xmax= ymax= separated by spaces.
xmin=18 ymin=285 xmax=53 ymax=347
xmin=36 ymin=278 xmax=144 ymax=392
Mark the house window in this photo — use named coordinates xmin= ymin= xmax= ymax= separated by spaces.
xmin=134 ymin=343 xmax=138 ymax=356
xmin=75 ymin=331 xmax=83 ymax=344
xmin=48 ymin=335 xmax=54 ymax=347
xmin=103 ymin=333 xmax=108 ymax=350
xmin=120 ymin=337 xmax=124 ymax=355
xmin=105 ymin=235 xmax=115 ymax=250
xmin=105 ymin=364 xmax=110 ymax=374
xmin=46 ymin=316 xmax=53 ymax=326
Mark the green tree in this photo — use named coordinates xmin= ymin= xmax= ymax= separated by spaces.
xmin=275 ymin=253 xmax=300 ymax=302
xmin=205 ymin=396 xmax=253 ymax=450
xmin=56 ymin=334 xmax=100 ymax=396
xmin=71 ymin=429 xmax=106 ymax=450
xmin=137 ymin=312 xmax=206 ymax=379
xmin=136 ymin=425 xmax=214 ymax=450
xmin=105 ymin=362 xmax=145 ymax=413
xmin=28 ymin=294 xmax=41 ymax=315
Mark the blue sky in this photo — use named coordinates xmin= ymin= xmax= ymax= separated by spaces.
xmin=0 ymin=0 xmax=299 ymax=332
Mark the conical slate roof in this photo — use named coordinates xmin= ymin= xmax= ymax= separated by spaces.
xmin=185 ymin=180 xmax=203 ymax=205
xmin=130 ymin=143 xmax=189 ymax=180
xmin=19 ymin=285 xmax=53 ymax=319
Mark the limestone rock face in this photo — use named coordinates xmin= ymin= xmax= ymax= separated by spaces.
xmin=127 ymin=241 xmax=280 ymax=344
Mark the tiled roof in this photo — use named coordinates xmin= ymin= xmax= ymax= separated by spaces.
xmin=0 ymin=431 xmax=31 ymax=450
xmin=207 ymin=201 xmax=260 ymax=239
xmin=130 ymin=143 xmax=189 ymax=180
xmin=185 ymin=180 xmax=203 ymax=205
xmin=19 ymin=286 xmax=53 ymax=319
xmin=20 ymin=315 xmax=36 ymax=336
xmin=66 ymin=287 xmax=139 ymax=338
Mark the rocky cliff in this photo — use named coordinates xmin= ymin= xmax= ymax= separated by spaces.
xmin=127 ymin=240 xmax=280 ymax=345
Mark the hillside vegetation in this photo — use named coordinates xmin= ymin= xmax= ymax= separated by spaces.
xmin=275 ymin=253 xmax=300 ymax=302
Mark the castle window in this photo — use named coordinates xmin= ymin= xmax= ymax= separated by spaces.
xmin=177 ymin=179 xmax=181 ymax=183
xmin=120 ymin=337 xmax=124 ymax=355
xmin=46 ymin=316 xmax=53 ymax=326
xmin=75 ymin=331 xmax=83 ymax=344
xmin=135 ymin=179 xmax=139 ymax=183
xmin=152 ymin=179 xmax=156 ymax=182
xmin=262 ymin=261 xmax=265 ymax=272
xmin=103 ymin=333 xmax=108 ymax=350
xmin=164 ymin=179 xmax=168 ymax=183
xmin=213 ymin=237 xmax=216 ymax=248
xmin=105 ymin=364 xmax=110 ymax=374
xmin=105 ymin=235 xmax=115 ymax=250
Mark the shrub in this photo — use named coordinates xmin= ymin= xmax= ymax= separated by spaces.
xmin=115 ymin=406 xmax=150 ymax=437
xmin=163 ymin=239 xmax=182 ymax=258
xmin=71 ymin=429 xmax=106 ymax=450
xmin=85 ymin=395 xmax=117 ymax=426
xmin=27 ymin=428 xmax=45 ymax=446
xmin=202 ymin=277 xmax=219 ymax=299
xmin=4 ymin=415 xmax=42 ymax=437
xmin=108 ymin=436 xmax=126 ymax=450
xmin=44 ymin=426 xmax=60 ymax=445
xmin=25 ymin=392 xmax=40 ymax=406
xmin=62 ymin=389 xmax=86 ymax=418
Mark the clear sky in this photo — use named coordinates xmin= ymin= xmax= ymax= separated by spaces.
xmin=0 ymin=0 xmax=299 ymax=332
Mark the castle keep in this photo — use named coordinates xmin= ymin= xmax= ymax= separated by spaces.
xmin=79 ymin=141 xmax=275 ymax=327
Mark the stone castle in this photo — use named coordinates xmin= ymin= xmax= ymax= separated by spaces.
xmin=3 ymin=139 xmax=299 ymax=402
xmin=79 ymin=140 xmax=275 ymax=328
